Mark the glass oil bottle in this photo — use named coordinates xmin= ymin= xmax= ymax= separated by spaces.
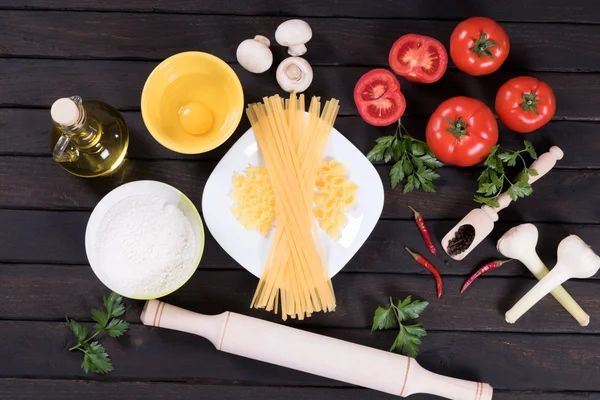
xmin=50 ymin=96 xmax=129 ymax=177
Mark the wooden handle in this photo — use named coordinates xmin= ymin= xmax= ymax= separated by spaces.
xmin=141 ymin=300 xmax=493 ymax=400
xmin=493 ymin=146 xmax=563 ymax=213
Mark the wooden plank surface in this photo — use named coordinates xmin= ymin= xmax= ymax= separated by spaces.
xmin=0 ymin=379 xmax=598 ymax=400
xmin=3 ymin=210 xmax=600 ymax=278
xmin=0 ymin=0 xmax=598 ymax=23
xmin=2 ymin=1 xmax=599 ymax=398
xmin=1 ymin=60 xmax=599 ymax=120
xmin=1 ymin=264 xmax=598 ymax=333
xmin=2 ymin=109 xmax=598 ymax=169
xmin=0 ymin=320 xmax=598 ymax=391
xmin=1 ymin=12 xmax=599 ymax=71
xmin=0 ymin=157 xmax=595 ymax=224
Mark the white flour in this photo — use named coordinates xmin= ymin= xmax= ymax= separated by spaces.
xmin=95 ymin=194 xmax=197 ymax=295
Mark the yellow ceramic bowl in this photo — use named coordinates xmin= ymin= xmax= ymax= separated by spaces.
xmin=141 ymin=52 xmax=244 ymax=154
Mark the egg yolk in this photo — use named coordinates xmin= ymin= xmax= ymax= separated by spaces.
xmin=178 ymin=102 xmax=213 ymax=135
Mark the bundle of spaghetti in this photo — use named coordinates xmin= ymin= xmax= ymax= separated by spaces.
xmin=246 ymin=93 xmax=339 ymax=320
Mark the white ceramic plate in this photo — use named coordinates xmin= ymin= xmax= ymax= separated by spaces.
xmin=202 ymin=126 xmax=384 ymax=278
xmin=85 ymin=180 xmax=205 ymax=299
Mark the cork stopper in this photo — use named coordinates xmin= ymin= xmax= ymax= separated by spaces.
xmin=51 ymin=97 xmax=80 ymax=126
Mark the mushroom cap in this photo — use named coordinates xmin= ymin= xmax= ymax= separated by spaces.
xmin=275 ymin=19 xmax=312 ymax=47
xmin=276 ymin=57 xmax=313 ymax=93
xmin=236 ymin=36 xmax=273 ymax=74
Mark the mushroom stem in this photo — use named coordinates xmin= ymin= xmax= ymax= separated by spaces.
xmin=497 ymin=224 xmax=590 ymax=326
xmin=288 ymin=44 xmax=307 ymax=57
xmin=285 ymin=64 xmax=303 ymax=81
xmin=505 ymin=234 xmax=600 ymax=324
xmin=276 ymin=57 xmax=313 ymax=93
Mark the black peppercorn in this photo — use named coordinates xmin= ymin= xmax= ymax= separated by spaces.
xmin=447 ymin=224 xmax=475 ymax=256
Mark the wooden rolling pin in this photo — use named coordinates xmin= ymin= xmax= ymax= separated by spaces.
xmin=141 ymin=300 xmax=493 ymax=400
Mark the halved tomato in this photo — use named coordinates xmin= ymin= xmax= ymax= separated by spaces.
xmin=389 ymin=34 xmax=448 ymax=84
xmin=354 ymin=69 xmax=406 ymax=126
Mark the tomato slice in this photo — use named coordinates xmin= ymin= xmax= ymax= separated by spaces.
xmin=389 ymin=34 xmax=448 ymax=84
xmin=354 ymin=69 xmax=406 ymax=126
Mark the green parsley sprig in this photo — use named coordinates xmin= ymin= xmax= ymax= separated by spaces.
xmin=474 ymin=140 xmax=539 ymax=208
xmin=367 ymin=120 xmax=443 ymax=193
xmin=371 ymin=295 xmax=428 ymax=357
xmin=67 ymin=292 xmax=129 ymax=374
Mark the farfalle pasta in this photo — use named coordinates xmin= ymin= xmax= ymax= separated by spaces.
xmin=314 ymin=159 xmax=358 ymax=240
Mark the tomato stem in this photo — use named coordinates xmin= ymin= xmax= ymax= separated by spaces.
xmin=444 ymin=116 xmax=468 ymax=139
xmin=470 ymin=32 xmax=499 ymax=59
xmin=520 ymin=92 xmax=540 ymax=115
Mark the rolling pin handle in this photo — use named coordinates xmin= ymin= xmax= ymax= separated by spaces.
xmin=403 ymin=360 xmax=493 ymax=400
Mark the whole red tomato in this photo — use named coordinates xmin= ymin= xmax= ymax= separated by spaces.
xmin=426 ymin=96 xmax=498 ymax=167
xmin=388 ymin=34 xmax=448 ymax=84
xmin=495 ymin=76 xmax=556 ymax=133
xmin=450 ymin=17 xmax=510 ymax=76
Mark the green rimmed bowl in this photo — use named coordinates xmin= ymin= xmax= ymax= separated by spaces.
xmin=85 ymin=180 xmax=204 ymax=299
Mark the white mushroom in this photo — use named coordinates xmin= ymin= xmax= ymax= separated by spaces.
xmin=497 ymin=224 xmax=590 ymax=326
xmin=236 ymin=35 xmax=273 ymax=74
xmin=276 ymin=57 xmax=313 ymax=93
xmin=505 ymin=234 xmax=600 ymax=324
xmin=275 ymin=19 xmax=312 ymax=56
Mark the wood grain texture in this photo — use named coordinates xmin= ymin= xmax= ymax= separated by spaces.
xmin=2 ymin=210 xmax=600 ymax=278
xmin=1 ymin=11 xmax=599 ymax=71
xmin=2 ymin=108 xmax=598 ymax=169
xmin=1 ymin=1 xmax=599 ymax=396
xmin=0 ymin=320 xmax=598 ymax=391
xmin=1 ymin=60 xmax=598 ymax=119
xmin=0 ymin=157 xmax=595 ymax=223
xmin=0 ymin=0 xmax=598 ymax=23
xmin=1 ymin=264 xmax=599 ymax=333
xmin=0 ymin=379 xmax=598 ymax=400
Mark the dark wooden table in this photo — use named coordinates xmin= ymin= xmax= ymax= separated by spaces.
xmin=1 ymin=1 xmax=599 ymax=399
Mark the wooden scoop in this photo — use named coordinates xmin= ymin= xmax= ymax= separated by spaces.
xmin=442 ymin=146 xmax=564 ymax=260
xmin=141 ymin=300 xmax=493 ymax=400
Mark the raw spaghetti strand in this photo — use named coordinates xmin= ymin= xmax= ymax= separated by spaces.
xmin=247 ymin=93 xmax=339 ymax=320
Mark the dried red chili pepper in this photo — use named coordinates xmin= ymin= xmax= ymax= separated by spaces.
xmin=405 ymin=247 xmax=443 ymax=298
xmin=460 ymin=259 xmax=512 ymax=294
xmin=408 ymin=205 xmax=437 ymax=256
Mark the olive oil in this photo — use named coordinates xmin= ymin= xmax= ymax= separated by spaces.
xmin=50 ymin=96 xmax=129 ymax=178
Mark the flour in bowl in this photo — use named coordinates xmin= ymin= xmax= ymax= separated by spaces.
xmin=95 ymin=194 xmax=197 ymax=295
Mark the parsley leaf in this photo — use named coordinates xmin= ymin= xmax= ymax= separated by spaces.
xmin=367 ymin=143 xmax=387 ymax=162
xmin=67 ymin=292 xmax=128 ymax=375
xmin=105 ymin=319 xmax=129 ymax=338
xmin=524 ymin=140 xmax=538 ymax=159
xmin=389 ymin=160 xmax=405 ymax=189
xmin=372 ymin=303 xmax=399 ymax=332
xmin=366 ymin=121 xmax=443 ymax=193
xmin=508 ymin=181 xmax=534 ymax=200
xmin=391 ymin=324 xmax=427 ymax=358
xmin=67 ymin=319 xmax=88 ymax=342
xmin=419 ymin=153 xmax=444 ymax=168
xmin=474 ymin=141 xmax=540 ymax=207
xmin=91 ymin=308 xmax=109 ymax=330
xmin=395 ymin=296 xmax=429 ymax=321
xmin=371 ymin=296 xmax=429 ymax=357
xmin=83 ymin=342 xmax=113 ymax=374
xmin=104 ymin=293 xmax=126 ymax=318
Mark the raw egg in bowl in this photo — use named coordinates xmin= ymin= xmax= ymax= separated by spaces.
xmin=141 ymin=52 xmax=244 ymax=154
